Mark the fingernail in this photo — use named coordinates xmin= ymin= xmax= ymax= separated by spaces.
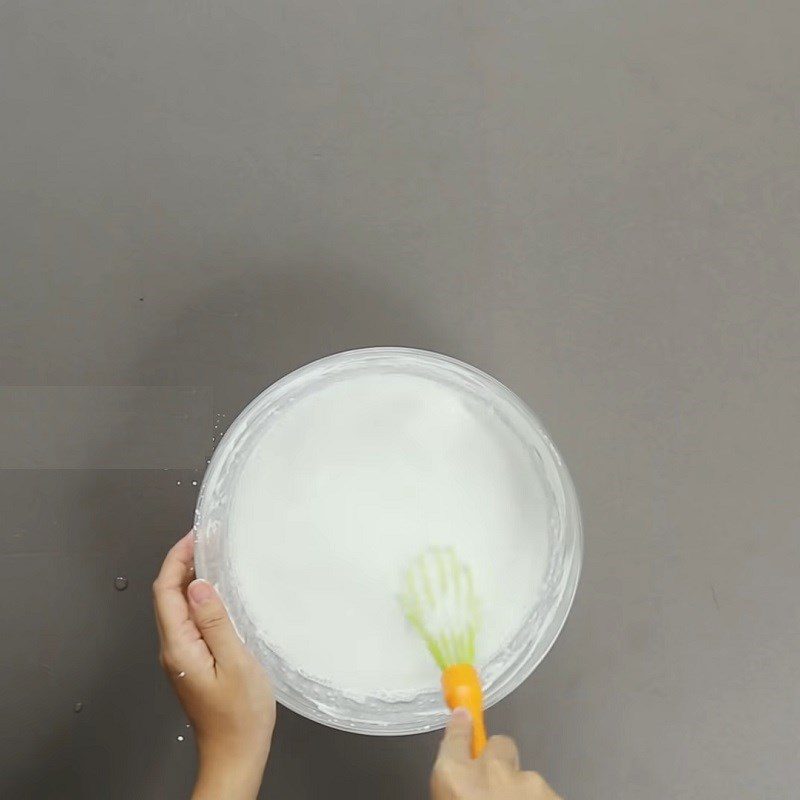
xmin=452 ymin=707 xmax=472 ymax=721
xmin=188 ymin=579 xmax=213 ymax=604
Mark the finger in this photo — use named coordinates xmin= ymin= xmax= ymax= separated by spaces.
xmin=187 ymin=579 xmax=243 ymax=664
xmin=482 ymin=735 xmax=520 ymax=770
xmin=153 ymin=532 xmax=196 ymax=649
xmin=437 ymin=707 xmax=473 ymax=763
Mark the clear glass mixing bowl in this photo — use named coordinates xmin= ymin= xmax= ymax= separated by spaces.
xmin=194 ymin=347 xmax=582 ymax=735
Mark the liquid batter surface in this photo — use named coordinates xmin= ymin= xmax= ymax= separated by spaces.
xmin=229 ymin=372 xmax=548 ymax=697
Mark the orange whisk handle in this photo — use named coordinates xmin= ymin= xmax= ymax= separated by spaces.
xmin=442 ymin=663 xmax=487 ymax=758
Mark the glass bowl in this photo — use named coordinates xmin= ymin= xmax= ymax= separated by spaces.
xmin=194 ymin=347 xmax=582 ymax=735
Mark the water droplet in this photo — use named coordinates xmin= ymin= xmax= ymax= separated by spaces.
xmin=176 ymin=481 xmax=182 ymax=486
xmin=73 ymin=702 xmax=83 ymax=713
xmin=114 ymin=576 xmax=129 ymax=591
xmin=191 ymin=480 xmax=198 ymax=486
xmin=185 ymin=723 xmax=191 ymax=728
xmin=177 ymin=671 xmax=186 ymax=678
xmin=176 ymin=735 xmax=185 ymax=742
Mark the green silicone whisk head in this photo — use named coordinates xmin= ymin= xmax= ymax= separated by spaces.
xmin=399 ymin=545 xmax=481 ymax=670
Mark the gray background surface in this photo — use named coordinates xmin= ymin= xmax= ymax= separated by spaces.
xmin=1 ymin=1 xmax=798 ymax=797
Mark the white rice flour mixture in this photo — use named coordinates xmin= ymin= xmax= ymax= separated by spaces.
xmin=229 ymin=372 xmax=548 ymax=697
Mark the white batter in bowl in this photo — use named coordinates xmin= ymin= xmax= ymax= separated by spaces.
xmin=194 ymin=348 xmax=581 ymax=734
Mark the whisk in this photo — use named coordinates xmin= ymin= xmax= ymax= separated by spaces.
xmin=400 ymin=546 xmax=487 ymax=757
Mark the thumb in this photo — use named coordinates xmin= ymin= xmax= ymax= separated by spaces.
xmin=438 ymin=707 xmax=473 ymax=763
xmin=187 ymin=579 xmax=242 ymax=663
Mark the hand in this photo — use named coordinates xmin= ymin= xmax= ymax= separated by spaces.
xmin=153 ymin=532 xmax=276 ymax=800
xmin=431 ymin=709 xmax=561 ymax=799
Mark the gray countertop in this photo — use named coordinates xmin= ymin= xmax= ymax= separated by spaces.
xmin=1 ymin=1 xmax=798 ymax=797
